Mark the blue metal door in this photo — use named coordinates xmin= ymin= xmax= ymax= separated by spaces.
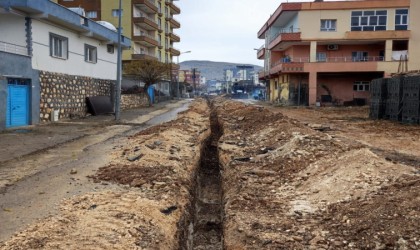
xmin=6 ymin=79 xmax=30 ymax=128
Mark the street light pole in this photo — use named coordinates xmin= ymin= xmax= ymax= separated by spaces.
xmin=177 ymin=50 xmax=191 ymax=98
xmin=115 ymin=0 xmax=122 ymax=121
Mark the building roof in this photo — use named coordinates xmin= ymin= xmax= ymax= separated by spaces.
xmin=258 ymin=0 xmax=410 ymax=39
xmin=0 ymin=0 xmax=131 ymax=48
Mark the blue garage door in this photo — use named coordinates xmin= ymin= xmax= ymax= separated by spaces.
xmin=6 ymin=79 xmax=30 ymax=128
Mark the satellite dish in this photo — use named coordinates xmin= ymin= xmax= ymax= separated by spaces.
xmin=96 ymin=21 xmax=117 ymax=32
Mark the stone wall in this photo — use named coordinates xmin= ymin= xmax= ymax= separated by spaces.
xmin=39 ymin=71 xmax=112 ymax=122
xmin=121 ymin=93 xmax=149 ymax=110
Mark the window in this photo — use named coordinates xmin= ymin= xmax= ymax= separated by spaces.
xmin=353 ymin=81 xmax=370 ymax=91
xmin=107 ymin=44 xmax=114 ymax=54
xmin=351 ymin=10 xmax=387 ymax=31
xmin=352 ymin=51 xmax=368 ymax=62
xmin=86 ymin=11 xmax=97 ymax=18
xmin=84 ymin=44 xmax=97 ymax=63
xmin=321 ymin=19 xmax=336 ymax=31
xmin=395 ymin=9 xmax=408 ymax=30
xmin=158 ymin=50 xmax=162 ymax=61
xmin=50 ymin=33 xmax=68 ymax=59
xmin=112 ymin=9 xmax=123 ymax=17
xmin=316 ymin=52 xmax=327 ymax=62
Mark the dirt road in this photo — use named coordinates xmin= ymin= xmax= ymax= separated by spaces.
xmin=0 ymin=101 xmax=190 ymax=243
xmin=1 ymin=98 xmax=419 ymax=249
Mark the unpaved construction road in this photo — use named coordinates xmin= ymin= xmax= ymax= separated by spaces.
xmin=1 ymin=97 xmax=419 ymax=249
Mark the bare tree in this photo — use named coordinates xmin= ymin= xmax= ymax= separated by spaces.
xmin=123 ymin=59 xmax=170 ymax=106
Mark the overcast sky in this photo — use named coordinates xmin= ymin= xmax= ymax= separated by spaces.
xmin=176 ymin=0 xmax=323 ymax=66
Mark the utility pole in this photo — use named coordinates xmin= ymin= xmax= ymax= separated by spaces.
xmin=192 ymin=68 xmax=196 ymax=96
xmin=115 ymin=0 xmax=122 ymax=121
xmin=177 ymin=51 xmax=191 ymax=98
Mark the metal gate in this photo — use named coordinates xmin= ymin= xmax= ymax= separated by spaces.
xmin=6 ymin=79 xmax=30 ymax=128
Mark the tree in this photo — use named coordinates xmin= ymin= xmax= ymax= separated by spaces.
xmin=123 ymin=59 xmax=171 ymax=106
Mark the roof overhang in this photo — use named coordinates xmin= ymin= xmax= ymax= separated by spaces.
xmin=0 ymin=0 xmax=131 ymax=48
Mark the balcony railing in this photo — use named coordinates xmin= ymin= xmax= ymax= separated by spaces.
xmin=133 ymin=13 xmax=157 ymax=23
xmin=132 ymin=32 xmax=159 ymax=46
xmin=316 ymin=56 xmax=385 ymax=62
xmin=168 ymin=32 xmax=180 ymax=42
xmin=132 ymin=49 xmax=158 ymax=60
xmin=272 ymin=56 xmax=385 ymax=66
xmin=269 ymin=28 xmax=300 ymax=43
xmin=0 ymin=41 xmax=28 ymax=56
xmin=133 ymin=0 xmax=158 ymax=13
xmin=257 ymin=45 xmax=265 ymax=59
xmin=133 ymin=14 xmax=158 ymax=30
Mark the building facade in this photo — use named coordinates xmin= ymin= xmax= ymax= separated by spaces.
xmin=257 ymin=0 xmax=419 ymax=105
xmin=57 ymin=0 xmax=181 ymax=65
xmin=0 ymin=0 xmax=130 ymax=130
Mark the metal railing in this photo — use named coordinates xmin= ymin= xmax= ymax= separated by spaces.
xmin=133 ymin=49 xmax=157 ymax=57
xmin=0 ymin=41 xmax=28 ymax=56
xmin=133 ymin=32 xmax=156 ymax=40
xmin=148 ymin=0 xmax=158 ymax=7
xmin=272 ymin=56 xmax=385 ymax=66
xmin=133 ymin=12 xmax=158 ymax=24
xmin=269 ymin=28 xmax=300 ymax=43
xmin=316 ymin=56 xmax=385 ymax=62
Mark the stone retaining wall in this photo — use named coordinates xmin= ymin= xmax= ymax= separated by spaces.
xmin=39 ymin=71 xmax=112 ymax=122
xmin=121 ymin=93 xmax=149 ymax=110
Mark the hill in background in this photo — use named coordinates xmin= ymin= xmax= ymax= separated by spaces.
xmin=179 ymin=60 xmax=263 ymax=81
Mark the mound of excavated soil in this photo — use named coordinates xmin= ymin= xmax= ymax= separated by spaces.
xmin=216 ymin=98 xmax=419 ymax=249
xmin=1 ymin=99 xmax=210 ymax=249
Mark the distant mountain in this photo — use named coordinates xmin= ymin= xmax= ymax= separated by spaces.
xmin=179 ymin=60 xmax=263 ymax=81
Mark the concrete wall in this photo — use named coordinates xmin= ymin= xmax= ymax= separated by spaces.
xmin=101 ymin=0 xmax=133 ymax=61
xmin=409 ymin=0 xmax=420 ymax=71
xmin=0 ymin=52 xmax=40 ymax=130
xmin=0 ymin=14 xmax=27 ymax=48
xmin=31 ymin=18 xmax=118 ymax=79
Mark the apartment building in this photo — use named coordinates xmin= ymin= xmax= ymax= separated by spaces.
xmin=257 ymin=0 xmax=419 ymax=106
xmin=56 ymin=0 xmax=181 ymax=65
xmin=0 ymin=0 xmax=130 ymax=130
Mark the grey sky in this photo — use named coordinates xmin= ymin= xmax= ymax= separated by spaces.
xmin=175 ymin=0 xmax=322 ymax=66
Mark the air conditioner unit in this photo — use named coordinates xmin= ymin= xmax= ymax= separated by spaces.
xmin=327 ymin=44 xmax=339 ymax=50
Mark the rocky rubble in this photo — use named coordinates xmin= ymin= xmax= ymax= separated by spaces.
xmin=215 ymin=98 xmax=419 ymax=249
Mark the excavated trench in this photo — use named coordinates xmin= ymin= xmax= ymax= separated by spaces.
xmin=179 ymin=99 xmax=224 ymax=249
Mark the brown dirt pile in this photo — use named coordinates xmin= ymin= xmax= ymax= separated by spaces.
xmin=216 ymin=98 xmax=419 ymax=249
xmin=1 ymin=99 xmax=210 ymax=249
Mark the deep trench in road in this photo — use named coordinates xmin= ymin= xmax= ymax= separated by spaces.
xmin=183 ymin=99 xmax=224 ymax=249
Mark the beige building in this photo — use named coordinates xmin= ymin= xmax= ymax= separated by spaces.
xmin=257 ymin=0 xmax=419 ymax=105
xmin=56 ymin=0 xmax=181 ymax=66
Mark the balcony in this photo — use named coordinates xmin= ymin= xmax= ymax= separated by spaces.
xmin=171 ymin=63 xmax=180 ymax=70
xmin=166 ymin=46 xmax=180 ymax=56
xmin=132 ymin=51 xmax=158 ymax=61
xmin=268 ymin=28 xmax=301 ymax=50
xmin=166 ymin=17 xmax=180 ymax=29
xmin=132 ymin=33 xmax=159 ymax=47
xmin=257 ymin=45 xmax=265 ymax=59
xmin=167 ymin=32 xmax=180 ymax=42
xmin=258 ymin=70 xmax=269 ymax=80
xmin=133 ymin=0 xmax=158 ymax=14
xmin=270 ymin=61 xmax=305 ymax=75
xmin=345 ymin=30 xmax=410 ymax=40
xmin=0 ymin=40 xmax=28 ymax=56
xmin=133 ymin=16 xmax=158 ymax=31
xmin=166 ymin=0 xmax=180 ymax=15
